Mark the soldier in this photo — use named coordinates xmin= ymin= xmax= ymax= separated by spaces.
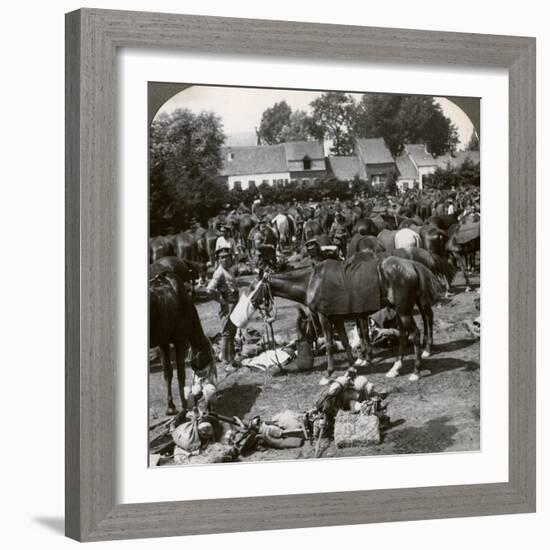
xmin=206 ymin=247 xmax=241 ymax=373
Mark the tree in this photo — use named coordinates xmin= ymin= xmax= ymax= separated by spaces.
xmin=353 ymin=94 xmax=459 ymax=156
xmin=149 ymin=109 xmax=227 ymax=235
xmin=467 ymin=130 xmax=480 ymax=151
xmin=257 ymin=100 xmax=292 ymax=144
xmin=309 ymin=92 xmax=357 ymax=155
xmin=279 ymin=110 xmax=313 ymax=142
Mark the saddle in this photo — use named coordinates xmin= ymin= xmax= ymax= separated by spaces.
xmin=306 ymin=254 xmax=382 ymax=316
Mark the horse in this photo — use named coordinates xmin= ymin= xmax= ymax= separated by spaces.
xmin=198 ymin=228 xmax=219 ymax=266
xmin=386 ymin=247 xmax=456 ymax=297
xmin=426 ymin=214 xmax=458 ymax=231
xmin=271 ymin=213 xmax=295 ymax=251
xmin=238 ymin=214 xmax=256 ymax=257
xmin=149 ymin=256 xmax=207 ymax=290
xmin=352 ymin=217 xmax=380 ymax=237
xmin=346 ymin=234 xmax=386 ymax=258
xmin=419 ymin=224 xmax=448 ymax=258
xmin=149 ymin=235 xmax=175 ymax=263
xmin=149 ymin=271 xmax=215 ymax=415
xmin=446 ymin=223 xmax=480 ymax=291
xmin=251 ymin=255 xmax=442 ymax=381
xmin=302 ymin=218 xmax=323 ymax=242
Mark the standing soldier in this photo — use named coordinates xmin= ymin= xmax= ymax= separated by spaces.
xmin=206 ymin=247 xmax=241 ymax=373
xmin=215 ymin=225 xmax=237 ymax=256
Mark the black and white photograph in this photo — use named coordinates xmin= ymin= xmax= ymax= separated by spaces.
xmin=148 ymin=83 xmax=481 ymax=467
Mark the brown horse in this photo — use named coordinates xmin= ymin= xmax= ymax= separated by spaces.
xmin=149 ymin=271 xmax=215 ymax=415
xmin=149 ymin=256 xmax=207 ymax=289
xmin=252 ymin=255 xmax=442 ymax=381
xmin=149 ymin=235 xmax=175 ymax=263
xmin=446 ymin=223 xmax=480 ymax=291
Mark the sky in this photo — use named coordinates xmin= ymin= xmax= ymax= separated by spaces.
xmin=157 ymin=85 xmax=475 ymax=151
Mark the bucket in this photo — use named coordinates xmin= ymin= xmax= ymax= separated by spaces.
xmin=230 ymin=294 xmax=256 ymax=328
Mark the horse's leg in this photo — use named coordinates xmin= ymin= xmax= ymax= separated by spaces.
xmin=453 ymin=251 xmax=471 ymax=291
xmin=174 ymin=340 xmax=188 ymax=413
xmin=400 ymin=314 xmax=422 ymax=381
xmin=417 ymin=301 xmax=433 ymax=358
xmin=386 ymin=313 xmax=406 ymax=379
xmin=333 ymin=320 xmax=354 ymax=367
xmin=160 ymin=344 xmax=177 ymax=415
xmin=355 ymin=316 xmax=372 ymax=367
xmin=319 ymin=314 xmax=335 ymax=377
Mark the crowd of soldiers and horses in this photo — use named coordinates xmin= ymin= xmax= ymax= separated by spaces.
xmin=149 ymin=186 xmax=480 ymax=418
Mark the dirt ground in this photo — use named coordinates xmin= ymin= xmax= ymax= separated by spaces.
xmin=149 ymin=270 xmax=480 ymax=464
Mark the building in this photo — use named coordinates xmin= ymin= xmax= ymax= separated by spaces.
xmin=404 ymin=144 xmax=480 ymax=189
xmin=326 ymin=156 xmax=363 ymax=182
xmin=354 ymin=137 xmax=397 ymax=186
xmin=283 ymin=141 xmax=326 ymax=183
xmin=395 ymin=152 xmax=419 ymax=190
xmin=403 ymin=144 xmax=439 ymax=189
xmin=219 ymin=140 xmax=327 ymax=190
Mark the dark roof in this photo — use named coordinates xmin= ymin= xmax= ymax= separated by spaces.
xmin=355 ymin=138 xmax=394 ymax=164
xmin=327 ymin=156 xmax=363 ymax=181
xmin=283 ymin=140 xmax=324 ymax=160
xmin=405 ymin=144 xmax=439 ymax=168
xmin=435 ymin=150 xmax=480 ymax=169
xmin=395 ymin=153 xmax=418 ymax=180
xmin=220 ymin=145 xmax=287 ymax=176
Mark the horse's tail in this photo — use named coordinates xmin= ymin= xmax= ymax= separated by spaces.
xmin=431 ymin=252 xmax=457 ymax=285
xmin=413 ymin=260 xmax=443 ymax=307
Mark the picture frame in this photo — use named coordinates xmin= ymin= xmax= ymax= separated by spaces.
xmin=65 ymin=8 xmax=536 ymax=542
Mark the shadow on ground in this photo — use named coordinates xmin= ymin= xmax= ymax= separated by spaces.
xmin=385 ymin=415 xmax=458 ymax=454
xmin=216 ymin=382 xmax=262 ymax=418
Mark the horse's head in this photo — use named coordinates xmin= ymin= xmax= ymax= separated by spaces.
xmin=247 ymin=270 xmax=274 ymax=314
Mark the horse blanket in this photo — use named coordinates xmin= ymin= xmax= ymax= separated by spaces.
xmin=456 ymin=221 xmax=480 ymax=244
xmin=394 ymin=228 xmax=421 ymax=249
xmin=306 ymin=254 xmax=381 ymax=316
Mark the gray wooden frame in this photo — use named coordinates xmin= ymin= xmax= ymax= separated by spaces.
xmin=65 ymin=8 xmax=536 ymax=542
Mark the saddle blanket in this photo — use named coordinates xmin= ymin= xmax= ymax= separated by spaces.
xmin=306 ymin=254 xmax=381 ymax=316
xmin=456 ymin=221 xmax=480 ymax=244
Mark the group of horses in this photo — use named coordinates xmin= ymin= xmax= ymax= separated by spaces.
xmin=149 ymin=188 xmax=480 ymax=414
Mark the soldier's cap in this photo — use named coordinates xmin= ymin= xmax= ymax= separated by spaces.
xmin=219 ymin=224 xmax=231 ymax=231
xmin=305 ymin=238 xmax=319 ymax=248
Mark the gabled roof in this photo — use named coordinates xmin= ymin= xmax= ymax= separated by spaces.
xmin=395 ymin=153 xmax=418 ymax=180
xmin=220 ymin=145 xmax=287 ymax=177
xmin=405 ymin=144 xmax=439 ymax=168
xmin=283 ymin=140 xmax=324 ymax=160
xmin=327 ymin=156 xmax=363 ymax=181
xmin=355 ymin=138 xmax=394 ymax=165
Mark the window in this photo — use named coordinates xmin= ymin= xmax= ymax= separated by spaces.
xmin=302 ymin=178 xmax=310 ymax=185
xmin=248 ymin=180 xmax=256 ymax=186
xmin=303 ymin=155 xmax=311 ymax=170
xmin=262 ymin=179 xmax=269 ymax=185
xmin=233 ymin=181 xmax=242 ymax=192
xmin=371 ymin=174 xmax=387 ymax=186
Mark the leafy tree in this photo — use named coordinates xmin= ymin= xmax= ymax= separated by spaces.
xmin=431 ymin=158 xmax=480 ymax=189
xmin=257 ymin=100 xmax=292 ymax=144
xmin=309 ymin=92 xmax=357 ymax=155
xmin=467 ymin=131 xmax=480 ymax=151
xmin=353 ymin=94 xmax=459 ymax=156
xmin=149 ymin=109 xmax=227 ymax=235
xmin=279 ymin=110 xmax=313 ymax=142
